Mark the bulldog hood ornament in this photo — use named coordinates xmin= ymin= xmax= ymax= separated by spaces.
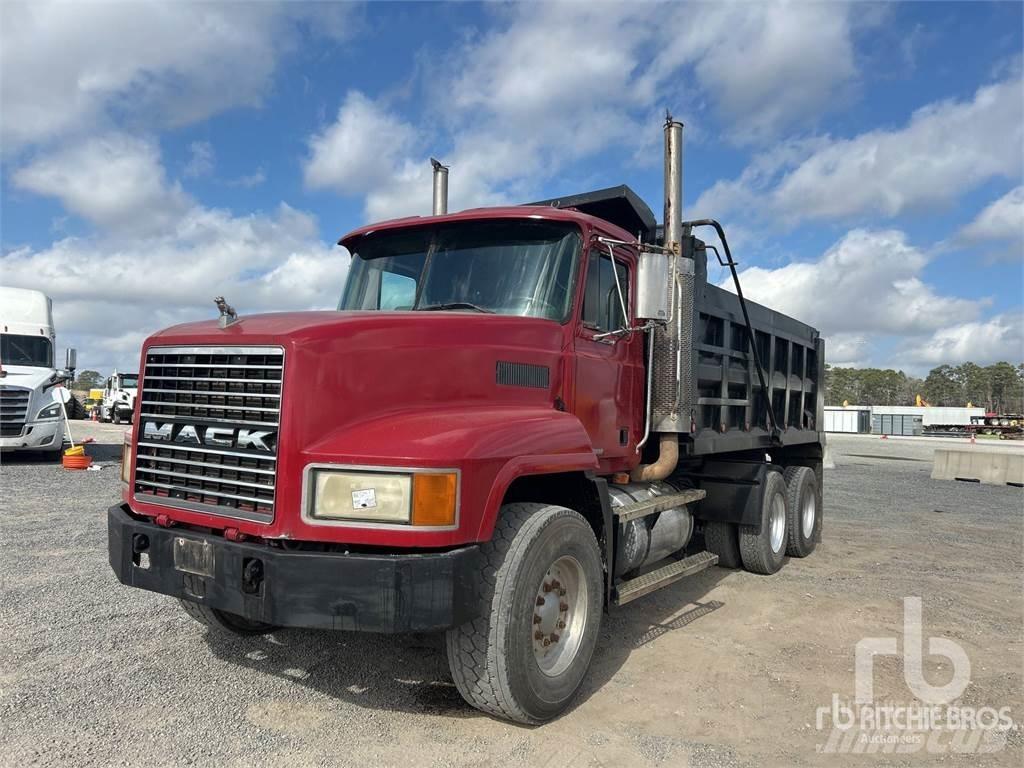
xmin=214 ymin=296 xmax=238 ymax=328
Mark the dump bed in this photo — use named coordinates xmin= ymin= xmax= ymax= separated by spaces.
xmin=649 ymin=236 xmax=824 ymax=457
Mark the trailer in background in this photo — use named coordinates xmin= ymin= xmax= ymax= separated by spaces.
xmin=824 ymin=406 xmax=871 ymax=434
xmin=873 ymin=412 xmax=923 ymax=436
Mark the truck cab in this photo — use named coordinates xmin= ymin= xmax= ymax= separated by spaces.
xmin=108 ymin=118 xmax=825 ymax=724
xmin=0 ymin=287 xmax=74 ymax=458
xmin=101 ymin=371 xmax=138 ymax=424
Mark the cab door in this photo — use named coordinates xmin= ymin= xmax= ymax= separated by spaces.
xmin=572 ymin=244 xmax=644 ymax=463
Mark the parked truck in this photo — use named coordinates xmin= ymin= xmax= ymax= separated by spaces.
xmin=0 ymin=287 xmax=76 ymax=458
xmin=107 ymin=117 xmax=825 ymax=723
xmin=100 ymin=370 xmax=138 ymax=424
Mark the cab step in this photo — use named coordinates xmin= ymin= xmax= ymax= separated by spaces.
xmin=613 ymin=550 xmax=719 ymax=605
xmin=613 ymin=488 xmax=706 ymax=522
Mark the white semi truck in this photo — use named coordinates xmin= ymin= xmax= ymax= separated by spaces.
xmin=0 ymin=287 xmax=76 ymax=458
xmin=99 ymin=370 xmax=138 ymax=424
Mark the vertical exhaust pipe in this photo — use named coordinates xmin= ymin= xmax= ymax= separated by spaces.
xmin=663 ymin=113 xmax=683 ymax=255
xmin=431 ymin=158 xmax=449 ymax=215
xmin=632 ymin=113 xmax=684 ymax=484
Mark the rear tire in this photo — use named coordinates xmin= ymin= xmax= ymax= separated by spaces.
xmin=738 ymin=471 xmax=788 ymax=575
xmin=178 ymin=599 xmax=276 ymax=636
xmin=783 ymin=466 xmax=819 ymax=558
xmin=445 ymin=503 xmax=603 ymax=724
xmin=703 ymin=520 xmax=742 ymax=569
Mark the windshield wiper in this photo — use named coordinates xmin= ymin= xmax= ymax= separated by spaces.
xmin=416 ymin=302 xmax=495 ymax=314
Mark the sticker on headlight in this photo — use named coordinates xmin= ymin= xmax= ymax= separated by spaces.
xmin=351 ymin=488 xmax=377 ymax=509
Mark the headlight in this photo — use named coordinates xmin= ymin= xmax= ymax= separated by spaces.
xmin=36 ymin=403 xmax=63 ymax=420
xmin=308 ymin=468 xmax=457 ymax=527
xmin=121 ymin=436 xmax=132 ymax=485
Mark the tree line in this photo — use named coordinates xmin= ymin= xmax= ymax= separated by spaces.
xmin=825 ymin=362 xmax=1024 ymax=413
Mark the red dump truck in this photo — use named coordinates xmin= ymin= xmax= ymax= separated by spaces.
xmin=108 ymin=117 xmax=825 ymax=723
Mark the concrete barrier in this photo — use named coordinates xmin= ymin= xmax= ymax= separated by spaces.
xmin=932 ymin=448 xmax=1024 ymax=487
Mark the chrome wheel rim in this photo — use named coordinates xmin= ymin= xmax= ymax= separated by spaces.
xmin=801 ymin=487 xmax=816 ymax=540
xmin=769 ymin=494 xmax=786 ymax=553
xmin=532 ymin=555 xmax=588 ymax=677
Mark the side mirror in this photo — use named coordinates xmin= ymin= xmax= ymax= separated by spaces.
xmin=65 ymin=348 xmax=77 ymax=373
xmin=636 ymin=250 xmax=670 ymax=322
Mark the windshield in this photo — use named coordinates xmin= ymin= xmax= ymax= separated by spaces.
xmin=340 ymin=220 xmax=580 ymax=321
xmin=0 ymin=334 xmax=53 ymax=368
xmin=120 ymin=374 xmax=139 ymax=388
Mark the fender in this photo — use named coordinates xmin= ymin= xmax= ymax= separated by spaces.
xmin=302 ymin=405 xmax=598 ymax=546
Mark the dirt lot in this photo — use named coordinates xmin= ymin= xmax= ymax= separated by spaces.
xmin=1 ymin=423 xmax=1021 ymax=767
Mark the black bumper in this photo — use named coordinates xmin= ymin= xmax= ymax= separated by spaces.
xmin=107 ymin=504 xmax=482 ymax=633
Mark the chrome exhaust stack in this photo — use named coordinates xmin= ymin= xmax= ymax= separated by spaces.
xmin=632 ymin=113 xmax=686 ymax=483
xmin=431 ymin=157 xmax=449 ymax=215
xmin=663 ymin=115 xmax=683 ymax=256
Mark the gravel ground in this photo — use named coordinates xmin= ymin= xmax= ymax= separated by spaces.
xmin=1 ymin=424 xmax=1021 ymax=767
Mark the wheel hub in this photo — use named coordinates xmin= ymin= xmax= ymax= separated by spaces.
xmin=769 ymin=493 xmax=786 ymax=553
xmin=532 ymin=555 xmax=587 ymax=677
xmin=801 ymin=487 xmax=816 ymax=539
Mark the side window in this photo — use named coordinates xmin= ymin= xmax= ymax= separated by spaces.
xmin=582 ymin=249 xmax=630 ymax=332
xmin=379 ymin=271 xmax=417 ymax=310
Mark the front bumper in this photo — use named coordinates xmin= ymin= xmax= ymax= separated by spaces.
xmin=107 ymin=504 xmax=482 ymax=633
xmin=0 ymin=419 xmax=62 ymax=452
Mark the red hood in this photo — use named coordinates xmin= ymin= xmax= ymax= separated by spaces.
xmin=143 ymin=309 xmax=570 ymax=454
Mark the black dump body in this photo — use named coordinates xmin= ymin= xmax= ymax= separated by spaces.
xmin=529 ymin=185 xmax=825 ymax=460
xmin=681 ymin=234 xmax=824 ymax=457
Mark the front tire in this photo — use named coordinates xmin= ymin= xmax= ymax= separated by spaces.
xmin=178 ymin=599 xmax=276 ymax=636
xmin=445 ymin=503 xmax=603 ymax=724
xmin=738 ymin=471 xmax=788 ymax=575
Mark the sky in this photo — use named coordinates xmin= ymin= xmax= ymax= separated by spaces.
xmin=1 ymin=0 xmax=1022 ymax=377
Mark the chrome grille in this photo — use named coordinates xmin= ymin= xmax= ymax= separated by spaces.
xmin=0 ymin=386 xmax=30 ymax=437
xmin=134 ymin=346 xmax=283 ymax=522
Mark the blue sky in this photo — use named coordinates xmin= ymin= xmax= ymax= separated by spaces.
xmin=1 ymin=1 xmax=1021 ymax=375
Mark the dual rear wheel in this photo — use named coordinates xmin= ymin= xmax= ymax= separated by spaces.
xmin=703 ymin=464 xmax=820 ymax=575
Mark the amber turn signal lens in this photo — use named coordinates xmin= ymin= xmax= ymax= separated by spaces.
xmin=412 ymin=472 xmax=457 ymax=526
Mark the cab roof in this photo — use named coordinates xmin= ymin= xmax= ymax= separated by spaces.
xmin=338 ymin=185 xmax=656 ymax=250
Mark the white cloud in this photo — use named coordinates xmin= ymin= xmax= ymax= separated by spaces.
xmin=729 ymin=229 xmax=983 ymax=335
xmin=184 ymin=141 xmax=215 ymax=178
xmin=724 ymin=229 xmax=986 ymax=364
xmin=906 ymin=313 xmax=1024 ymax=366
xmin=303 ymin=1 xmax=871 ymax=219
xmin=13 ymin=134 xmax=191 ymax=236
xmin=304 ymin=91 xmax=420 ymax=197
xmin=646 ymin=2 xmax=867 ymax=142
xmin=3 ymin=140 xmax=346 ymax=373
xmin=958 ymin=186 xmax=1024 ymax=261
xmin=227 ymin=169 xmax=267 ymax=189
xmin=0 ymin=2 xmax=353 ymax=152
xmin=696 ymin=78 xmax=1024 ymax=225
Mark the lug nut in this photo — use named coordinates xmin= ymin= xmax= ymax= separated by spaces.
xmin=557 ymin=620 xmax=565 ymax=629
xmin=542 ymin=638 xmax=551 ymax=647
xmin=533 ymin=615 xmax=542 ymax=624
xmin=542 ymin=582 xmax=552 ymax=593
xmin=558 ymin=588 xmax=567 ymax=597
xmin=550 ymin=580 xmax=561 ymax=590
xmin=534 ymin=631 xmax=544 ymax=640
xmin=536 ymin=596 xmax=545 ymax=606
xmin=560 ymin=602 xmax=569 ymax=611
xmin=550 ymin=633 xmax=560 ymax=643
